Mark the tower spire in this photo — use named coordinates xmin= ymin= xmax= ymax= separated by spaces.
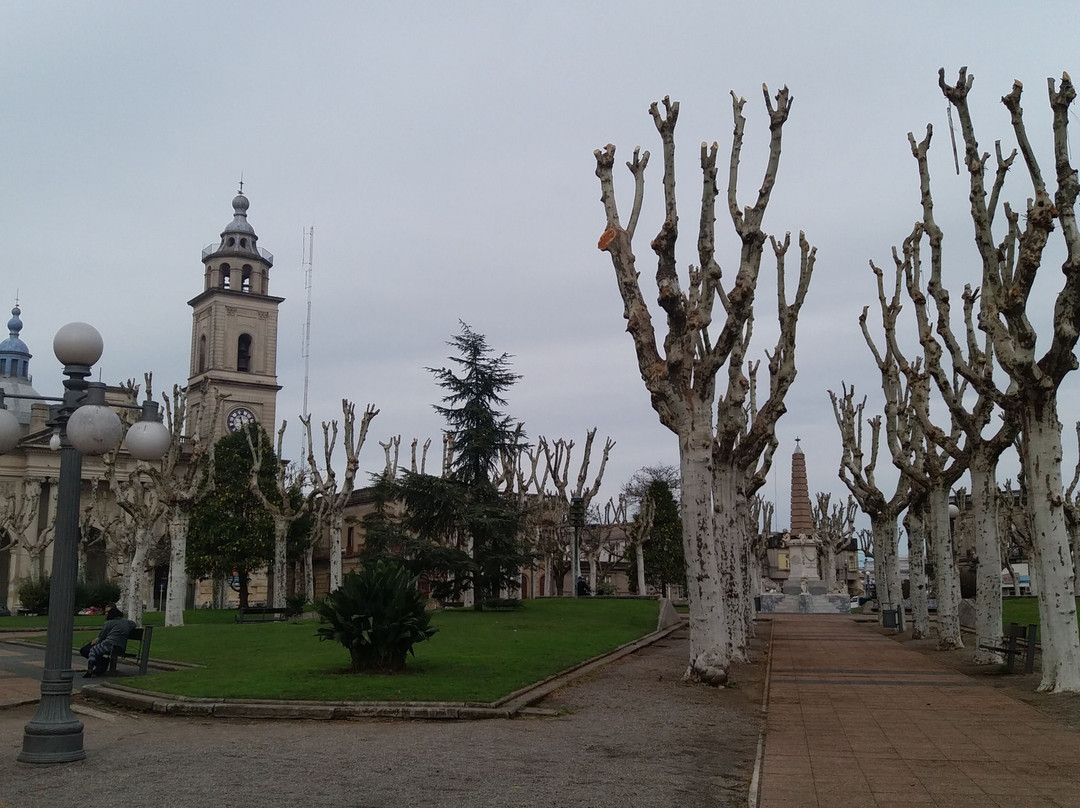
xmin=789 ymin=439 xmax=814 ymax=534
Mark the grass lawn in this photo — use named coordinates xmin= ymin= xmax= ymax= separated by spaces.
xmin=4 ymin=599 xmax=661 ymax=703
xmin=999 ymin=596 xmax=1080 ymax=641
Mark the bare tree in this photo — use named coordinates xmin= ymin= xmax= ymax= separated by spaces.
xmin=302 ymin=400 xmax=379 ymax=592
xmin=0 ymin=478 xmax=48 ymax=578
xmin=539 ymin=429 xmax=614 ymax=594
xmin=247 ymin=420 xmax=310 ymax=609
xmin=595 ymin=90 xmax=814 ymax=684
xmin=811 ymin=492 xmax=856 ymax=595
xmin=894 ymin=123 xmax=1020 ymax=661
xmin=934 ymin=68 xmax=1080 ymax=691
xmin=830 ymin=384 xmax=912 ymax=616
xmin=141 ymin=382 xmax=223 ymax=626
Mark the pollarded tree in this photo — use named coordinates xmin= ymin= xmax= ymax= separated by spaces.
xmin=248 ymin=420 xmax=313 ymax=609
xmin=595 ymin=91 xmax=814 ymax=684
xmin=811 ymin=492 xmax=856 ymax=595
xmin=142 ymin=382 xmax=224 ymax=627
xmin=302 ymin=399 xmax=379 ymax=592
xmin=932 ymin=68 xmax=1080 ymax=692
xmin=894 ymin=127 xmax=1019 ymax=660
xmin=829 ymin=383 xmax=912 ymax=615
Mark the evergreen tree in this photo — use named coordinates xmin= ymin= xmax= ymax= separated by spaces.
xmin=641 ymin=478 xmax=686 ymax=595
xmin=187 ymin=424 xmax=279 ymax=608
xmin=389 ymin=323 xmax=530 ymax=609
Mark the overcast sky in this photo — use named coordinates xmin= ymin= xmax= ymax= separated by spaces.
xmin=2 ymin=2 xmax=1078 ymax=530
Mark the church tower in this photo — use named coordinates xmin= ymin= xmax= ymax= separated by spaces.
xmin=186 ymin=190 xmax=283 ymax=438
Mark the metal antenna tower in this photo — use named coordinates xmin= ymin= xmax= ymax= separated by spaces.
xmin=300 ymin=226 xmax=314 ymax=463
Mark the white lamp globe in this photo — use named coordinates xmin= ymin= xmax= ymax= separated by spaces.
xmin=66 ymin=405 xmax=123 ymax=456
xmin=948 ymin=503 xmax=960 ymax=520
xmin=0 ymin=408 xmax=20 ymax=453
xmin=53 ymin=322 xmax=104 ymax=367
xmin=125 ymin=420 xmax=171 ymax=461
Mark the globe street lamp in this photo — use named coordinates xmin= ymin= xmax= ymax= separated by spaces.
xmin=0 ymin=322 xmax=170 ymax=764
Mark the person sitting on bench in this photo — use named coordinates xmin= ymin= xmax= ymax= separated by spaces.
xmin=82 ymin=604 xmax=135 ymax=678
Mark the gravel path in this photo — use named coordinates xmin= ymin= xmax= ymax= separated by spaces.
xmin=0 ymin=626 xmax=761 ymax=808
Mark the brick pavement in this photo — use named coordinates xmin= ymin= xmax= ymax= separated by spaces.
xmin=758 ymin=614 xmax=1080 ymax=808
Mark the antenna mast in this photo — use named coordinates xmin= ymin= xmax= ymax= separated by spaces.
xmin=300 ymin=226 xmax=314 ymax=461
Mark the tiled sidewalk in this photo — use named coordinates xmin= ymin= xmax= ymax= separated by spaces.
xmin=758 ymin=614 xmax=1080 ymax=808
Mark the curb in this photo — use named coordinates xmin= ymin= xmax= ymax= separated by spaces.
xmin=82 ymin=620 xmax=689 ymax=721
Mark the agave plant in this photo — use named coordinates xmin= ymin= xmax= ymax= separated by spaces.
xmin=314 ymin=560 xmax=437 ymax=673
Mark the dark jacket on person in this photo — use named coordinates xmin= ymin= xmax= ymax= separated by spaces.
xmin=96 ymin=617 xmax=136 ymax=654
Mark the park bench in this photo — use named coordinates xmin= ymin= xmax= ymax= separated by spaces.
xmin=979 ymin=622 xmax=1038 ymax=674
xmin=107 ymin=625 xmax=154 ymax=676
xmin=235 ymin=606 xmax=288 ymax=623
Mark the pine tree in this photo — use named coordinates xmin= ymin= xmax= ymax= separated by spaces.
xmin=392 ymin=323 xmax=530 ymax=609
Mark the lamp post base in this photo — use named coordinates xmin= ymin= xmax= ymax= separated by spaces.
xmin=18 ymin=669 xmax=85 ymax=764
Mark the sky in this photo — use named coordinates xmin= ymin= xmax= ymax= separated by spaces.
xmin=2 ymin=2 xmax=1078 ymax=531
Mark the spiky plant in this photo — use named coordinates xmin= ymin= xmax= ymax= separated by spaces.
xmin=314 ymin=560 xmax=437 ymax=673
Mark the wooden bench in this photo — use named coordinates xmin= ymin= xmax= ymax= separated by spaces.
xmin=107 ymin=625 xmax=154 ymax=675
xmin=235 ymin=606 xmax=288 ymax=623
xmin=979 ymin=622 xmax=1037 ymax=674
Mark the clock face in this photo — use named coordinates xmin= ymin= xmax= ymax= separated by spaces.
xmin=226 ymin=407 xmax=256 ymax=432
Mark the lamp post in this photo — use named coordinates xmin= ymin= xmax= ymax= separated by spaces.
xmin=0 ymin=322 xmax=169 ymax=764
xmin=569 ymin=496 xmax=585 ymax=598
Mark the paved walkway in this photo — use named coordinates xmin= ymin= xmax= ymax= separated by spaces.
xmin=758 ymin=614 xmax=1080 ymax=808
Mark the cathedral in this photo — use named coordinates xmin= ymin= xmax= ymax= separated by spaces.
xmin=0 ymin=191 xmax=284 ymax=611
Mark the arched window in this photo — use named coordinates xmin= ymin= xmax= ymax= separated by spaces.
xmin=241 ymin=266 xmax=252 ymax=293
xmin=237 ymin=334 xmax=252 ymax=373
xmin=221 ymin=263 xmax=231 ymax=290
xmin=0 ymin=359 xmax=6 ymax=375
xmin=198 ymin=335 xmax=207 ymax=373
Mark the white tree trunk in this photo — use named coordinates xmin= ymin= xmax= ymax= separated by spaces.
xmin=165 ymin=513 xmax=189 ymax=627
xmin=872 ymin=514 xmax=903 ymax=617
xmin=328 ymin=512 xmax=343 ymax=592
xmin=303 ymin=546 xmax=315 ymax=603
xmin=271 ymin=515 xmax=289 ymax=609
xmin=635 ymin=539 xmax=646 ymax=595
xmin=124 ymin=535 xmax=149 ymax=626
xmin=680 ymin=424 xmax=730 ymax=685
xmin=907 ymin=509 xmax=930 ymax=639
xmin=970 ymin=463 xmax=1004 ymax=663
xmin=929 ymin=487 xmax=963 ymax=649
xmin=713 ymin=467 xmax=748 ymax=663
xmin=1024 ymin=405 xmax=1080 ymax=692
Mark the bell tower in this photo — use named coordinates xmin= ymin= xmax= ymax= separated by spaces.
xmin=186 ymin=189 xmax=283 ymax=438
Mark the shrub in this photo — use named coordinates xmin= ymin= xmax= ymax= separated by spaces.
xmin=16 ymin=576 xmax=50 ymax=614
xmin=314 ymin=560 xmax=437 ymax=673
xmin=284 ymin=593 xmax=308 ymax=618
xmin=74 ymin=579 xmax=121 ymax=612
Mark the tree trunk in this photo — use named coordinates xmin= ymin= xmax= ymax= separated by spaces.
xmin=907 ymin=508 xmax=930 ymax=639
xmin=680 ymin=423 xmax=730 ymax=685
xmin=970 ymin=463 xmax=1004 ymax=663
xmin=929 ymin=486 xmax=963 ymax=649
xmin=635 ymin=539 xmax=647 ymax=595
xmin=271 ymin=515 xmax=289 ymax=609
xmin=328 ymin=512 xmax=343 ymax=592
xmin=872 ymin=513 xmax=902 ymax=618
xmin=303 ymin=546 xmax=314 ymax=603
xmin=713 ymin=465 xmax=748 ymax=663
xmin=1023 ymin=401 xmax=1080 ymax=692
xmin=124 ymin=535 xmax=149 ymax=626
xmin=165 ymin=512 xmax=189 ymax=627
xmin=820 ymin=545 xmax=838 ymax=594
